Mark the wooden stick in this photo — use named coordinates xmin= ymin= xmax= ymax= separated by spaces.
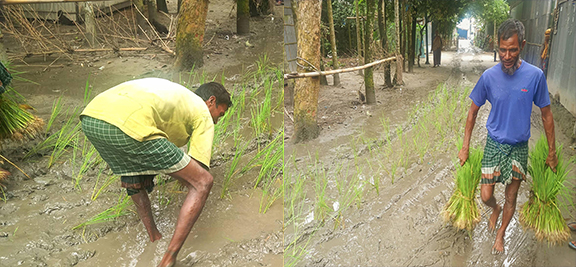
xmin=284 ymin=107 xmax=294 ymax=122
xmin=74 ymin=47 xmax=147 ymax=52
xmin=0 ymin=154 xmax=30 ymax=179
xmin=3 ymin=0 xmax=111 ymax=4
xmin=12 ymin=64 xmax=65 ymax=68
xmin=9 ymin=47 xmax=147 ymax=57
xmin=284 ymin=56 xmax=397 ymax=79
xmin=133 ymin=4 xmax=175 ymax=56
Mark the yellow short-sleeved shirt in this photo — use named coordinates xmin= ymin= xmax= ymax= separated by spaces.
xmin=81 ymin=78 xmax=214 ymax=168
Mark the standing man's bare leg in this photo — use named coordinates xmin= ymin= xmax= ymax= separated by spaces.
xmin=493 ymin=179 xmax=521 ymax=253
xmin=158 ymin=159 xmax=213 ymax=267
xmin=481 ymin=183 xmax=501 ymax=232
xmin=131 ymin=190 xmax=162 ymax=242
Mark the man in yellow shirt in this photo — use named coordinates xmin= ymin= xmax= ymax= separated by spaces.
xmin=80 ymin=78 xmax=231 ymax=267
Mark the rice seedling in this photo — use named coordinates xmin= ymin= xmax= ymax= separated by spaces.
xmin=48 ymin=120 xmax=81 ymax=168
xmin=74 ymin=140 xmax=100 ymax=190
xmin=212 ymin=88 xmax=238 ymax=149
xmin=441 ymin=142 xmax=483 ymax=231
xmin=23 ymin=101 xmax=82 ymax=162
xmin=72 ymin=193 xmax=133 ymax=230
xmin=284 ymin=155 xmax=317 ymax=267
xmin=519 ymin=135 xmax=574 ymax=244
xmin=253 ymin=133 xmax=283 ymax=188
xmin=220 ymin=135 xmax=250 ymax=199
xmin=313 ymin=160 xmax=330 ymax=222
xmin=259 ymin=176 xmax=282 ymax=214
xmin=91 ymin=168 xmax=119 ymax=201
xmin=45 ymin=96 xmax=63 ymax=133
xmin=250 ymin=79 xmax=273 ymax=140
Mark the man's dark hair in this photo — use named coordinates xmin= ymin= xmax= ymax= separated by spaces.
xmin=498 ymin=19 xmax=525 ymax=45
xmin=195 ymin=82 xmax=232 ymax=107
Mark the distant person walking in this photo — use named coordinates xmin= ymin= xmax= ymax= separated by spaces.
xmin=432 ymin=33 xmax=443 ymax=67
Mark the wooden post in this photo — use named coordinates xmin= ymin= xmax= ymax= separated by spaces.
xmin=84 ymin=2 xmax=96 ymax=47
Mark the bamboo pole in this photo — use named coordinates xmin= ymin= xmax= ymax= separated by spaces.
xmin=2 ymin=0 xmax=111 ymax=4
xmin=285 ymin=56 xmax=396 ymax=79
xmin=9 ymin=47 xmax=147 ymax=57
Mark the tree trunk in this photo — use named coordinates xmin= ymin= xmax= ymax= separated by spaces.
xmin=408 ymin=7 xmax=415 ymax=73
xmin=417 ymin=17 xmax=425 ymax=68
xmin=294 ymin=0 xmax=321 ymax=142
xmin=393 ymin=0 xmax=403 ymax=85
xmin=378 ymin=0 xmax=392 ymax=87
xmin=425 ymin=13 xmax=430 ymax=65
xmin=355 ymin=0 xmax=363 ymax=75
xmin=364 ymin=0 xmax=375 ymax=104
xmin=174 ymin=0 xmax=208 ymax=70
xmin=399 ymin=0 xmax=405 ymax=72
xmin=320 ymin=44 xmax=328 ymax=85
xmin=326 ymin=0 xmax=340 ymax=86
xmin=237 ymin=0 xmax=250 ymax=35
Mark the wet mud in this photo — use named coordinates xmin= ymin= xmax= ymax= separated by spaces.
xmin=285 ymin=44 xmax=576 ymax=266
xmin=0 ymin=1 xmax=283 ymax=266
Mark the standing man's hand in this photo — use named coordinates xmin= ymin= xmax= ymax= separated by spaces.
xmin=545 ymin=152 xmax=558 ymax=172
xmin=540 ymin=105 xmax=557 ymax=173
xmin=458 ymin=147 xmax=469 ymax=166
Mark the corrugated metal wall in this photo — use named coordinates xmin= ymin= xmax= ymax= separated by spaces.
xmin=512 ymin=0 xmax=555 ymax=66
xmin=512 ymin=0 xmax=576 ymax=117
xmin=547 ymin=0 xmax=576 ymax=117
xmin=23 ymin=0 xmax=129 ymax=21
xmin=283 ymin=0 xmax=297 ymax=73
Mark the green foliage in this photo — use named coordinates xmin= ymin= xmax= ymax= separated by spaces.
xmin=72 ymin=193 xmax=132 ymax=230
xmin=469 ymin=0 xmax=509 ymax=28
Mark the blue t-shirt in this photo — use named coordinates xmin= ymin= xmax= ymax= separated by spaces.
xmin=469 ymin=61 xmax=550 ymax=145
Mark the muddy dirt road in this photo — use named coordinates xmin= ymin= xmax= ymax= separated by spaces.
xmin=285 ymin=46 xmax=576 ymax=266
xmin=0 ymin=1 xmax=283 ymax=266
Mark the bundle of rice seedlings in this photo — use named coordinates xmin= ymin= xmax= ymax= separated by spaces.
xmin=0 ymin=95 xmax=44 ymax=141
xmin=519 ymin=135 xmax=572 ymax=244
xmin=0 ymin=61 xmax=44 ymax=142
xmin=0 ymin=167 xmax=9 ymax=186
xmin=441 ymin=145 xmax=483 ymax=231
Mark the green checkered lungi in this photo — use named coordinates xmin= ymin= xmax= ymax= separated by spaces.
xmin=80 ymin=116 xmax=190 ymax=193
xmin=480 ymin=134 xmax=528 ymax=185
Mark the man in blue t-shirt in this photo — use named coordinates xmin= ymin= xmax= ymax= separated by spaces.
xmin=458 ymin=19 xmax=558 ymax=254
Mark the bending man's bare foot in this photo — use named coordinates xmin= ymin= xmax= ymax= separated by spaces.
xmin=158 ymin=250 xmax=177 ymax=267
xmin=150 ymin=231 xmax=162 ymax=242
xmin=489 ymin=205 xmax=502 ymax=232
xmin=492 ymin=231 xmax=505 ymax=254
